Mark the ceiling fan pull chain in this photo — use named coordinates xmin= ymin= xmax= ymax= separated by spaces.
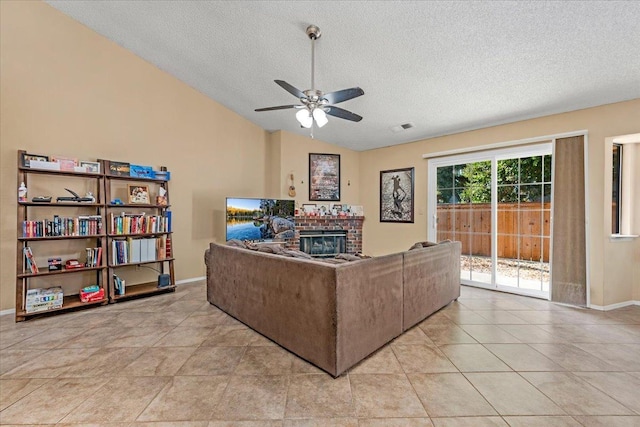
xmin=310 ymin=35 xmax=315 ymax=91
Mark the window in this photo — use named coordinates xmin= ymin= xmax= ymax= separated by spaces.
xmin=610 ymin=133 xmax=640 ymax=238
xmin=612 ymin=143 xmax=622 ymax=234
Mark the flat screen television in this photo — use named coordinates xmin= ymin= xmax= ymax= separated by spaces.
xmin=226 ymin=197 xmax=295 ymax=242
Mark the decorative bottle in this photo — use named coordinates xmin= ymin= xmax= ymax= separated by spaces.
xmin=18 ymin=182 xmax=27 ymax=202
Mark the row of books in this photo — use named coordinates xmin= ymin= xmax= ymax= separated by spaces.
xmin=113 ymin=274 xmax=126 ymax=295
xmin=85 ymin=247 xmax=103 ymax=267
xmin=22 ymin=215 xmax=103 ymax=238
xmin=110 ymin=213 xmax=170 ymax=235
xmin=111 ymin=235 xmax=170 ymax=265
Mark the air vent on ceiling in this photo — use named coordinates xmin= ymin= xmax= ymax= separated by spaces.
xmin=390 ymin=122 xmax=415 ymax=133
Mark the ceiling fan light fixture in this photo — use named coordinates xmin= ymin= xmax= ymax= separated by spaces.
xmin=296 ymin=108 xmax=313 ymax=128
xmin=254 ymin=24 xmax=364 ymax=130
xmin=313 ymin=108 xmax=328 ymax=128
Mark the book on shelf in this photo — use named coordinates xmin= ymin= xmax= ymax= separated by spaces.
xmin=156 ymin=235 xmax=167 ymax=260
xmin=127 ymin=237 xmax=142 ymax=263
xmin=23 ymin=247 xmax=38 ymax=274
xmin=146 ymin=238 xmax=157 ymax=261
xmin=165 ymin=236 xmax=172 ymax=258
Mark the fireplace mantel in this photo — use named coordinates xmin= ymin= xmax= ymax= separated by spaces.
xmin=289 ymin=215 xmax=364 ymax=254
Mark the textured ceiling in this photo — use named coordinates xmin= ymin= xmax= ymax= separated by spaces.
xmin=46 ymin=1 xmax=640 ymax=151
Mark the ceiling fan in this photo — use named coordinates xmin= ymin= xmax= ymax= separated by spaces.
xmin=255 ymin=25 xmax=364 ymax=129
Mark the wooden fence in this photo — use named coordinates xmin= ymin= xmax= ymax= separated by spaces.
xmin=436 ymin=202 xmax=551 ymax=262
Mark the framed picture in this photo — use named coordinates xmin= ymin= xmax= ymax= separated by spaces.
xmin=21 ymin=153 xmax=49 ymax=168
xmin=350 ymin=205 xmax=364 ymax=216
xmin=79 ymin=161 xmax=101 ymax=173
xmin=127 ymin=184 xmax=150 ymax=204
xmin=380 ymin=167 xmax=414 ymax=223
xmin=302 ymin=203 xmax=317 ymax=214
xmin=109 ymin=161 xmax=130 ymax=176
xmin=51 ymin=155 xmax=78 ymax=172
xmin=309 ymin=153 xmax=340 ymax=201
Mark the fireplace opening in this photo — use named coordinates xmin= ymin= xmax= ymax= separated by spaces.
xmin=299 ymin=229 xmax=347 ymax=257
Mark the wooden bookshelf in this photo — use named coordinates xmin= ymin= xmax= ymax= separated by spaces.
xmin=15 ymin=150 xmax=108 ymax=322
xmin=101 ymin=159 xmax=175 ymax=303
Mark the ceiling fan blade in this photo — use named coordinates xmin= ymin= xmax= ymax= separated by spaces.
xmin=255 ymin=105 xmax=300 ymax=112
xmin=325 ymin=106 xmax=363 ymax=122
xmin=322 ymin=87 xmax=364 ymax=105
xmin=275 ymin=80 xmax=305 ymax=99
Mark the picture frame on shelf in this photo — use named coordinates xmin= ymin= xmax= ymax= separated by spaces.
xmin=51 ymin=155 xmax=78 ymax=172
xmin=302 ymin=203 xmax=317 ymax=214
xmin=350 ymin=205 xmax=364 ymax=216
xmin=127 ymin=184 xmax=150 ymax=204
xmin=79 ymin=161 xmax=101 ymax=173
xmin=20 ymin=153 xmax=49 ymax=168
xmin=309 ymin=153 xmax=340 ymax=201
xmin=380 ymin=167 xmax=414 ymax=223
xmin=109 ymin=161 xmax=130 ymax=176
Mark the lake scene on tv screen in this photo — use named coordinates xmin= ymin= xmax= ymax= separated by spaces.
xmin=226 ymin=198 xmax=295 ymax=241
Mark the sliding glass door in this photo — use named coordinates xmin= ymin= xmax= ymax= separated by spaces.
xmin=436 ymin=160 xmax=492 ymax=285
xmin=428 ymin=143 xmax=552 ymax=298
xmin=496 ymin=154 xmax=552 ymax=294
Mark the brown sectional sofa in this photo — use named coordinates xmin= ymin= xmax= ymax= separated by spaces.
xmin=205 ymin=240 xmax=461 ymax=377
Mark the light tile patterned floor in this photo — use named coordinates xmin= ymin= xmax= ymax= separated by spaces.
xmin=1 ymin=282 xmax=639 ymax=426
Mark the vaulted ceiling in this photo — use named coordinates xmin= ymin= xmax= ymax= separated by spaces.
xmin=46 ymin=1 xmax=640 ymax=151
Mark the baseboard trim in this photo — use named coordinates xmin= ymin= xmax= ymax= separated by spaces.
xmin=0 ymin=276 xmax=206 ymax=317
xmin=176 ymin=276 xmax=205 ymax=285
xmin=589 ymin=300 xmax=640 ymax=311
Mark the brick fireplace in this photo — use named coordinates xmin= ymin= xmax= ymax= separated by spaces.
xmin=287 ymin=215 xmax=364 ymax=256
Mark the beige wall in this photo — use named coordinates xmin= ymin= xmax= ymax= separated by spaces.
xmin=602 ymin=137 xmax=640 ymax=306
xmin=273 ymin=130 xmax=360 ymax=205
xmin=359 ymin=99 xmax=640 ymax=307
xmin=0 ymin=1 xmax=272 ymax=311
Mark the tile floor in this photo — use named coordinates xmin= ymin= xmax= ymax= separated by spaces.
xmin=1 ymin=282 xmax=639 ymax=426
